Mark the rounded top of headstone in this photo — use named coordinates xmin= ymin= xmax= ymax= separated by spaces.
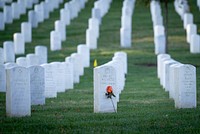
xmin=4 ymin=62 xmax=18 ymax=69
xmin=26 ymin=53 xmax=36 ymax=57
xmin=3 ymin=41 xmax=13 ymax=45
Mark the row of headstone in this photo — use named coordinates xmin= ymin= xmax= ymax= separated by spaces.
xmin=0 ymin=45 xmax=47 ymax=90
xmin=1 ymin=43 xmax=90 ymax=117
xmin=51 ymin=0 xmax=88 ymax=51
xmin=65 ymin=44 xmax=90 ymax=83
xmin=150 ymin=0 xmax=166 ymax=55
xmin=157 ymin=54 xmax=196 ymax=109
xmin=86 ymin=0 xmax=112 ymax=49
xmin=1 ymin=0 xmax=91 ymax=118
xmin=4 ymin=0 xmax=65 ymax=57
xmin=94 ymin=51 xmax=127 ymax=113
xmin=16 ymin=45 xmax=48 ymax=67
xmin=120 ymin=0 xmax=136 ymax=48
xmin=184 ymin=14 xmax=200 ymax=53
xmin=29 ymin=0 xmax=62 ymax=29
xmin=174 ymin=2 xmax=200 ymax=53
xmin=0 ymin=0 xmax=39 ymax=31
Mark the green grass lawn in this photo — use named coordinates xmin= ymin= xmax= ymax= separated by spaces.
xmin=0 ymin=0 xmax=200 ymax=133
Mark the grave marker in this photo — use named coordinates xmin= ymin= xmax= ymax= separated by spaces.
xmin=11 ymin=2 xmax=20 ymax=19
xmin=55 ymin=20 xmax=66 ymax=41
xmin=41 ymin=64 xmax=57 ymax=98
xmin=190 ymin=34 xmax=200 ymax=53
xmin=28 ymin=10 xmax=38 ymax=28
xmin=6 ymin=66 xmax=31 ymax=117
xmin=3 ymin=41 xmax=15 ymax=63
xmin=86 ymin=28 xmax=97 ymax=49
xmin=50 ymin=62 xmax=65 ymax=93
xmin=35 ymin=46 xmax=47 ymax=64
xmin=94 ymin=65 xmax=117 ymax=113
xmin=77 ymin=44 xmax=90 ymax=68
xmin=13 ymin=33 xmax=25 ymax=55
xmin=154 ymin=35 xmax=166 ymax=54
xmin=16 ymin=57 xmax=27 ymax=67
xmin=26 ymin=54 xmax=40 ymax=67
xmin=4 ymin=5 xmax=13 ymax=24
xmin=186 ymin=24 xmax=197 ymax=43
xmin=120 ymin=28 xmax=131 ymax=48
xmin=50 ymin=31 xmax=61 ymax=51
xmin=174 ymin=64 xmax=196 ymax=108
xmin=29 ymin=66 xmax=45 ymax=105
xmin=21 ymin=22 xmax=32 ymax=43
xmin=62 ymin=62 xmax=74 ymax=90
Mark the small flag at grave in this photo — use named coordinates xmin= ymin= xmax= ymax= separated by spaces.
xmin=93 ymin=59 xmax=97 ymax=67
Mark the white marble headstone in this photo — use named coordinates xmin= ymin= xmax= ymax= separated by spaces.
xmin=11 ymin=2 xmax=20 ymax=19
xmin=154 ymin=25 xmax=165 ymax=37
xmin=55 ymin=20 xmax=66 ymax=41
xmin=35 ymin=46 xmax=47 ymax=64
xmin=28 ymin=10 xmax=38 ymax=28
xmin=3 ymin=41 xmax=15 ymax=63
xmin=120 ymin=28 xmax=131 ymax=48
xmin=18 ymin=0 xmax=26 ymax=14
xmin=169 ymin=63 xmax=182 ymax=99
xmin=13 ymin=33 xmax=25 ymax=55
xmin=92 ymin=8 xmax=101 ymax=24
xmin=21 ymin=22 xmax=32 ymax=43
xmin=157 ymin=54 xmax=171 ymax=78
xmin=4 ymin=5 xmax=13 ymax=24
xmin=34 ymin=4 xmax=44 ymax=23
xmin=183 ymin=13 xmax=193 ymax=29
xmin=64 ymin=3 xmax=72 ymax=20
xmin=60 ymin=8 xmax=70 ymax=26
xmin=50 ymin=31 xmax=62 ymax=51
xmin=41 ymin=64 xmax=57 ymax=98
xmin=65 ymin=56 xmax=79 ymax=83
xmin=16 ymin=57 xmax=27 ymax=67
xmin=154 ymin=35 xmax=166 ymax=55
xmin=6 ymin=66 xmax=31 ymax=117
xmin=163 ymin=59 xmax=178 ymax=91
xmin=94 ymin=65 xmax=117 ymax=113
xmin=121 ymin=15 xmax=132 ymax=30
xmin=186 ymin=24 xmax=197 ymax=43
xmin=114 ymin=51 xmax=128 ymax=74
xmin=77 ymin=44 xmax=90 ymax=68
xmin=190 ymin=34 xmax=200 ymax=53
xmin=4 ymin=62 xmax=18 ymax=69
xmin=29 ymin=66 xmax=45 ymax=105
xmin=86 ymin=28 xmax=97 ymax=49
xmin=88 ymin=18 xmax=99 ymax=38
xmin=42 ymin=2 xmax=50 ymax=19
xmin=62 ymin=62 xmax=74 ymax=90
xmin=175 ymin=64 xmax=196 ymax=108
xmin=71 ymin=53 xmax=84 ymax=76
xmin=50 ymin=62 xmax=65 ymax=93
xmin=26 ymin=0 xmax=33 ymax=9
xmin=26 ymin=54 xmax=40 ymax=67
